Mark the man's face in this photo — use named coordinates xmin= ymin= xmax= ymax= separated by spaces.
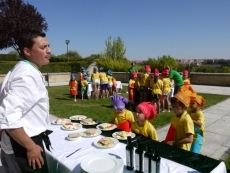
xmin=24 ymin=36 xmax=51 ymax=68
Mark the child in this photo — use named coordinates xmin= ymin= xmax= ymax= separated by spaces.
xmin=107 ymin=70 xmax=117 ymax=96
xmin=134 ymin=74 xmax=142 ymax=104
xmin=131 ymin=102 xmax=158 ymax=141
xmin=161 ymin=69 xmax=171 ymax=112
xmin=150 ymin=68 xmax=163 ymax=114
xmin=139 ymin=65 xmax=151 ymax=103
xmin=164 ymin=90 xmax=194 ymax=151
xmin=128 ymin=71 xmax=137 ymax=101
xmin=91 ymin=67 xmax=100 ymax=100
xmin=81 ymin=75 xmax=88 ymax=100
xmin=183 ymin=70 xmax=191 ymax=85
xmin=188 ymin=93 xmax=205 ymax=154
xmin=99 ymin=67 xmax=109 ymax=98
xmin=69 ymin=73 xmax=78 ymax=101
xmin=86 ymin=71 xmax=92 ymax=99
xmin=111 ymin=95 xmax=135 ymax=132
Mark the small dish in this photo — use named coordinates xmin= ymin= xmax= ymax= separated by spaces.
xmin=69 ymin=115 xmax=87 ymax=121
xmin=81 ymin=128 xmax=102 ymax=137
xmin=67 ymin=133 xmax=81 ymax=141
xmin=61 ymin=122 xmax=82 ymax=131
xmin=51 ymin=118 xmax=71 ymax=125
xmin=96 ymin=123 xmax=117 ymax=131
xmin=93 ymin=137 xmax=119 ymax=148
xmin=112 ymin=131 xmax=135 ymax=140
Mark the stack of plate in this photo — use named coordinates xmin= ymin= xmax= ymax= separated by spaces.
xmin=80 ymin=153 xmax=124 ymax=173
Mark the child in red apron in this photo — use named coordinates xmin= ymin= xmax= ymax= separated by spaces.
xmin=131 ymin=102 xmax=158 ymax=141
xmin=164 ymin=89 xmax=195 ymax=151
xmin=110 ymin=95 xmax=134 ymax=132
xmin=69 ymin=73 xmax=78 ymax=101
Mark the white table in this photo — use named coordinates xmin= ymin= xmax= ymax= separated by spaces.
xmin=45 ymin=124 xmax=227 ymax=173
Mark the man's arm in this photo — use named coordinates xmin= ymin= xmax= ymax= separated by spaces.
xmin=6 ymin=128 xmax=44 ymax=169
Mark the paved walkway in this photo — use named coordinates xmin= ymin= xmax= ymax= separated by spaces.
xmin=1 ymin=84 xmax=230 ymax=171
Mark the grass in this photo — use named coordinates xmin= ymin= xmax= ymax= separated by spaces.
xmin=47 ymin=85 xmax=229 ymax=128
xmin=47 ymin=85 xmax=230 ymax=169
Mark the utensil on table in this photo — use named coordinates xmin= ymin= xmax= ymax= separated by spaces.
xmin=66 ymin=148 xmax=81 ymax=158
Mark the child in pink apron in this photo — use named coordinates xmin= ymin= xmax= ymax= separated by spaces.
xmin=110 ymin=95 xmax=134 ymax=132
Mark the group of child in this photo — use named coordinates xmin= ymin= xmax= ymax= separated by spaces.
xmin=128 ymin=65 xmax=190 ymax=114
xmin=69 ymin=66 xmax=118 ymax=100
xmin=112 ymin=67 xmax=205 ymax=154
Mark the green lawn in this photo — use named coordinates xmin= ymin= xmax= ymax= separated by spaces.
xmin=47 ymin=85 xmax=229 ymax=128
xmin=47 ymin=85 xmax=230 ymax=170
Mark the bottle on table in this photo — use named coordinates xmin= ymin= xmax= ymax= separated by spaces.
xmin=126 ymin=136 xmax=134 ymax=170
xmin=135 ymin=139 xmax=144 ymax=173
xmin=150 ymin=147 xmax=161 ymax=173
xmin=144 ymin=143 xmax=152 ymax=173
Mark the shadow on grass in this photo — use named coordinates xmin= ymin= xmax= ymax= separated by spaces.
xmin=102 ymin=104 xmax=113 ymax=109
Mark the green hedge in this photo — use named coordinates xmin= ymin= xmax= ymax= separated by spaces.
xmin=0 ymin=54 xmax=17 ymax=61
xmin=0 ymin=61 xmax=88 ymax=74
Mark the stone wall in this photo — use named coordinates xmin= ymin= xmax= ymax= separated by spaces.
xmin=1 ymin=72 xmax=230 ymax=86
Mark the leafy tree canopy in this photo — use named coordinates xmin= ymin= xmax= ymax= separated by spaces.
xmin=147 ymin=55 xmax=177 ymax=72
xmin=0 ymin=0 xmax=48 ymax=56
xmin=102 ymin=36 xmax=126 ymax=59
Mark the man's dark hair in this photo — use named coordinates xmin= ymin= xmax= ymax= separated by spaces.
xmin=18 ymin=30 xmax=46 ymax=57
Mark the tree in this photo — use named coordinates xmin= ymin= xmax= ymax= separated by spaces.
xmin=0 ymin=0 xmax=48 ymax=56
xmin=103 ymin=36 xmax=126 ymax=59
xmin=147 ymin=55 xmax=178 ymax=72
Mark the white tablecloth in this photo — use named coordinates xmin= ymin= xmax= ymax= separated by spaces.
xmin=45 ymin=124 xmax=227 ymax=173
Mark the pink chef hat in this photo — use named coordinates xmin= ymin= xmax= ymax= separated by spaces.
xmin=154 ymin=68 xmax=159 ymax=77
xmin=137 ymin=102 xmax=157 ymax=120
xmin=183 ymin=70 xmax=189 ymax=76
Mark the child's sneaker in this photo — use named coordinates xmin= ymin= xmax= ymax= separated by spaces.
xmin=74 ymin=99 xmax=76 ymax=102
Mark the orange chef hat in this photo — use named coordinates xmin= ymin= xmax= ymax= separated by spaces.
xmin=174 ymin=90 xmax=191 ymax=107
xmin=190 ymin=93 xmax=205 ymax=107
xmin=136 ymin=102 xmax=157 ymax=120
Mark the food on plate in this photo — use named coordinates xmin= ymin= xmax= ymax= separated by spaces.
xmin=97 ymin=137 xmax=115 ymax=147
xmin=98 ymin=123 xmax=114 ymax=130
xmin=114 ymin=131 xmax=132 ymax=139
xmin=71 ymin=115 xmax=86 ymax=120
xmin=55 ymin=118 xmax=70 ymax=124
xmin=63 ymin=122 xmax=81 ymax=129
xmin=68 ymin=133 xmax=81 ymax=138
xmin=81 ymin=118 xmax=96 ymax=125
xmin=82 ymin=129 xmax=98 ymax=136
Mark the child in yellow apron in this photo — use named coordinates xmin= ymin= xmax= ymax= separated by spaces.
xmin=131 ymin=102 xmax=158 ymax=141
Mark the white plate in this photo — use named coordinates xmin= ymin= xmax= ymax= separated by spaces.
xmin=69 ymin=115 xmax=87 ymax=121
xmin=81 ymin=128 xmax=102 ymax=137
xmin=80 ymin=119 xmax=99 ymax=125
xmin=51 ymin=119 xmax=71 ymax=125
xmin=61 ymin=123 xmax=82 ymax=131
xmin=112 ymin=131 xmax=136 ymax=140
xmin=96 ymin=123 xmax=117 ymax=131
xmin=93 ymin=137 xmax=119 ymax=149
xmin=67 ymin=133 xmax=81 ymax=141
xmin=81 ymin=153 xmax=123 ymax=173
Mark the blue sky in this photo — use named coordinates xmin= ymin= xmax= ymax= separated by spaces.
xmin=1 ymin=0 xmax=230 ymax=60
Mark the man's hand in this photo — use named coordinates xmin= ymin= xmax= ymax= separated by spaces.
xmin=27 ymin=144 xmax=44 ymax=169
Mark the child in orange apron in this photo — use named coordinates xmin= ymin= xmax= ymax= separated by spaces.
xmin=110 ymin=95 xmax=135 ymax=132
xmin=69 ymin=73 xmax=78 ymax=101
xmin=131 ymin=102 xmax=158 ymax=141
